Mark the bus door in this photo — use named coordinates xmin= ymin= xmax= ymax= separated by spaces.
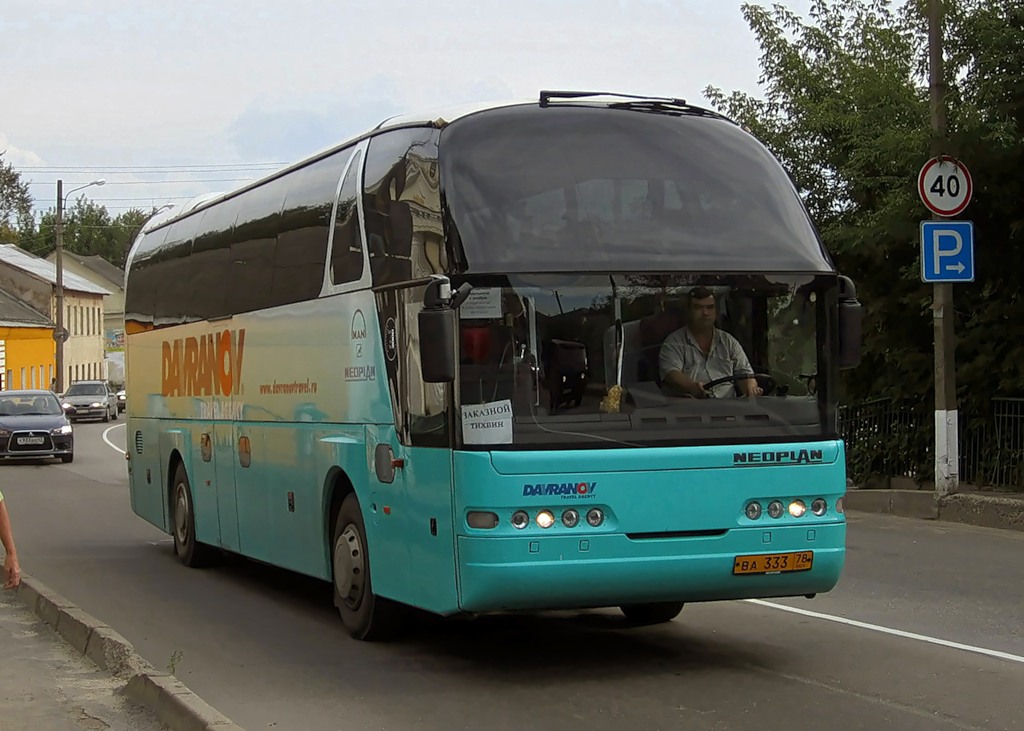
xmin=213 ymin=420 xmax=241 ymax=552
xmin=369 ymin=284 xmax=458 ymax=613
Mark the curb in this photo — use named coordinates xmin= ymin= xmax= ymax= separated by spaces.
xmin=15 ymin=575 xmax=244 ymax=731
xmin=845 ymin=489 xmax=1024 ymax=532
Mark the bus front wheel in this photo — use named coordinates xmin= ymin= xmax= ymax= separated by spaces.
xmin=619 ymin=602 xmax=685 ymax=625
xmin=171 ymin=463 xmax=214 ymax=568
xmin=332 ymin=494 xmax=405 ymax=641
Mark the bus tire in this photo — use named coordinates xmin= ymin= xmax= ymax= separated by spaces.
xmin=171 ymin=462 xmax=214 ymax=568
xmin=619 ymin=602 xmax=685 ymax=625
xmin=332 ymin=494 xmax=405 ymax=641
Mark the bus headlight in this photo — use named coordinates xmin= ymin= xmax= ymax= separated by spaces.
xmin=836 ymin=497 xmax=845 ymax=514
xmin=767 ymin=500 xmax=784 ymax=519
xmin=745 ymin=501 xmax=762 ymax=520
xmin=811 ymin=498 xmax=828 ymax=516
xmin=561 ymin=509 xmax=580 ymax=528
xmin=511 ymin=510 xmax=530 ymax=530
xmin=536 ymin=510 xmax=555 ymax=529
xmin=788 ymin=500 xmax=807 ymax=518
xmin=586 ymin=508 xmax=605 ymax=527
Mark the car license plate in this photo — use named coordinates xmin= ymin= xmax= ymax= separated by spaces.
xmin=733 ymin=551 xmax=813 ymax=575
xmin=17 ymin=436 xmax=45 ymax=446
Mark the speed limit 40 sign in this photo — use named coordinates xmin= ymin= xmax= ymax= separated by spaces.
xmin=918 ymin=156 xmax=972 ymax=217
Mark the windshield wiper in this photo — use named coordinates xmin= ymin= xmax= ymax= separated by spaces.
xmin=540 ymin=90 xmax=690 ymax=107
xmin=538 ymin=90 xmax=732 ymax=121
xmin=606 ymin=100 xmax=732 ymax=120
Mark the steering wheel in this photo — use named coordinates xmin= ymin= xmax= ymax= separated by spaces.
xmin=702 ymin=372 xmax=777 ymax=397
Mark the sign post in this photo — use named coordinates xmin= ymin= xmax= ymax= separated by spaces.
xmin=918 ymin=153 xmax=972 ymax=498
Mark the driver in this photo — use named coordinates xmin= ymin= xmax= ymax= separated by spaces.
xmin=658 ymin=287 xmax=762 ymax=398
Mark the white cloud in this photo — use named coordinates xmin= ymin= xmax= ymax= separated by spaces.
xmin=0 ymin=133 xmax=46 ymax=169
xmin=1 ymin=0 xmax=812 ymax=216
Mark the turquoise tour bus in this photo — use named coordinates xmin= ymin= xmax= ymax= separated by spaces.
xmin=124 ymin=91 xmax=862 ymax=640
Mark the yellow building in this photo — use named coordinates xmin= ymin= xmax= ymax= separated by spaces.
xmin=0 ymin=288 xmax=54 ymax=390
xmin=0 ymin=245 xmax=110 ymax=390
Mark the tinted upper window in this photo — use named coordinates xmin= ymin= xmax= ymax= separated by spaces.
xmin=272 ymin=152 xmax=351 ymax=305
xmin=439 ymin=105 xmax=833 ymax=274
xmin=191 ymin=197 xmax=241 ymax=320
xmin=126 ymin=148 xmax=353 ymax=325
xmin=363 ymin=128 xmax=443 ymax=286
xmin=330 ymin=150 xmax=364 ymax=286
xmin=230 ymin=176 xmax=289 ymax=315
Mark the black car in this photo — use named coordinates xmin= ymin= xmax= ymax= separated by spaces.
xmin=0 ymin=390 xmax=74 ymax=463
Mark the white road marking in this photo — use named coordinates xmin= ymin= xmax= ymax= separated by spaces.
xmin=746 ymin=599 xmax=1024 ymax=665
xmin=102 ymin=423 xmax=127 ymax=455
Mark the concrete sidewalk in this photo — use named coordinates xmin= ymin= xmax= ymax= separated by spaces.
xmin=2 ymin=576 xmax=243 ymax=731
xmin=1 ymin=589 xmax=165 ymax=730
xmin=845 ymin=487 xmax=1024 ymax=531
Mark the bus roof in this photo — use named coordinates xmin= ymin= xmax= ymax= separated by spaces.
xmin=134 ymin=92 xmax=738 ymax=236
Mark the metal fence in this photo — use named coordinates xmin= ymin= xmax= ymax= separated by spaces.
xmin=838 ymin=397 xmax=1024 ymax=489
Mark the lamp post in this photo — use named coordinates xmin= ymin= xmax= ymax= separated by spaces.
xmin=55 ymin=178 xmax=105 ymax=393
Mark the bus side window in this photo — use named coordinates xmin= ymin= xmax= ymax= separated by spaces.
xmin=275 ymin=153 xmax=350 ymax=306
xmin=330 ymin=150 xmax=365 ymax=286
xmin=230 ymin=177 xmax=288 ymax=316
xmin=363 ymin=129 xmax=442 ymax=286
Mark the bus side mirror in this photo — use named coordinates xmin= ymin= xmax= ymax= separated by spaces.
xmin=419 ymin=276 xmax=472 ymax=383
xmin=418 ymin=308 xmax=456 ymax=383
xmin=837 ymin=276 xmax=862 ymax=370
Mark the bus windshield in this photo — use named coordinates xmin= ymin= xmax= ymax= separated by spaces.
xmin=455 ymin=273 xmax=832 ymax=450
xmin=440 ymin=105 xmax=833 ymax=274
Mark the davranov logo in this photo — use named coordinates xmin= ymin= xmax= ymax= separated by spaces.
xmin=522 ymin=481 xmax=597 ymax=498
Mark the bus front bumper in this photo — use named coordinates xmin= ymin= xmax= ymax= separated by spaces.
xmin=456 ymin=523 xmax=845 ymax=613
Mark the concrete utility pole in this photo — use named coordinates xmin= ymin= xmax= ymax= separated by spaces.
xmin=55 ymin=179 xmax=66 ymax=393
xmin=929 ymin=0 xmax=959 ymax=497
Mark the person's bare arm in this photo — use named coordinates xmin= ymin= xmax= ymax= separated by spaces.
xmin=739 ymin=376 xmax=762 ymax=397
xmin=726 ymin=334 xmax=762 ymax=397
xmin=0 ymin=498 xmax=21 ymax=589
xmin=662 ymin=369 xmax=706 ymax=398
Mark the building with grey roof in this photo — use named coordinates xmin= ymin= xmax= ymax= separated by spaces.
xmin=0 ymin=245 xmax=110 ymax=389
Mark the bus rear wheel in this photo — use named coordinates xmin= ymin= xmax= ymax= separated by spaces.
xmin=171 ymin=463 xmax=214 ymax=568
xmin=619 ymin=602 xmax=685 ymax=625
xmin=332 ymin=494 xmax=405 ymax=641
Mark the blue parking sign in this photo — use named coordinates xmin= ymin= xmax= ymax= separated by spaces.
xmin=921 ymin=221 xmax=974 ymax=283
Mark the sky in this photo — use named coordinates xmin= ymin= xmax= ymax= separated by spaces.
xmin=1 ymin=0 xmax=812 ymax=221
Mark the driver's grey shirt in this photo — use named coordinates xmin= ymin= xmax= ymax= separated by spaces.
xmin=659 ymin=326 xmax=754 ymax=398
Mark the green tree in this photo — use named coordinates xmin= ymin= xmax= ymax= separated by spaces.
xmin=704 ymin=0 xmax=1024 ymax=482
xmin=30 ymin=201 xmax=152 ymax=267
xmin=109 ymin=208 xmax=150 ymax=266
xmin=0 ymin=153 xmax=34 ymax=245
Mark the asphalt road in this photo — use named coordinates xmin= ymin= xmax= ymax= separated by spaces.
xmin=3 ymin=421 xmax=1023 ymax=731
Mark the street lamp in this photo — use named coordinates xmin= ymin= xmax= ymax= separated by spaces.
xmin=55 ymin=178 xmax=105 ymax=393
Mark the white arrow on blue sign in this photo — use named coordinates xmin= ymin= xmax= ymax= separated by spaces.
xmin=921 ymin=220 xmax=975 ymax=283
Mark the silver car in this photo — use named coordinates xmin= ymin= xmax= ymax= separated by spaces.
xmin=61 ymin=380 xmax=119 ymax=423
